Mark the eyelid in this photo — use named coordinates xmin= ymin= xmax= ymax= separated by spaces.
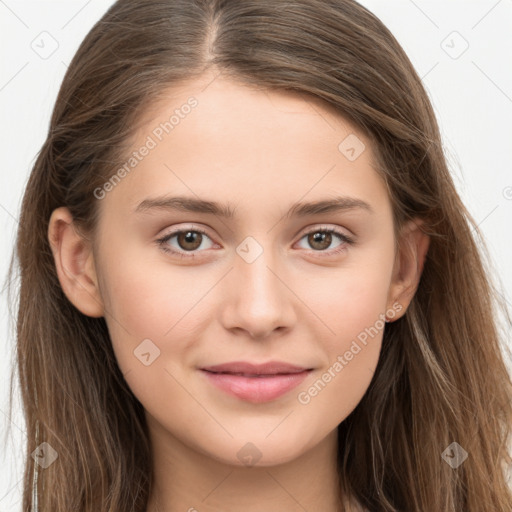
xmin=158 ymin=223 xmax=353 ymax=242
xmin=158 ymin=224 xmax=213 ymax=240
xmin=293 ymin=224 xmax=355 ymax=255
xmin=296 ymin=223 xmax=354 ymax=239
xmin=156 ymin=223 xmax=355 ymax=258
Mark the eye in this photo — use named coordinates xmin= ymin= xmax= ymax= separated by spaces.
xmin=156 ymin=227 xmax=215 ymax=258
xmin=156 ymin=224 xmax=355 ymax=260
xmin=295 ymin=226 xmax=354 ymax=256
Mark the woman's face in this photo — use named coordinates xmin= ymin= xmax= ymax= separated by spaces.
xmin=73 ymin=73 xmax=418 ymax=467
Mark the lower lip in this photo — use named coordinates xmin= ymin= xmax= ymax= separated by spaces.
xmin=201 ymin=369 xmax=311 ymax=403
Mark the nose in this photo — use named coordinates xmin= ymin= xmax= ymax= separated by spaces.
xmin=220 ymin=241 xmax=297 ymax=340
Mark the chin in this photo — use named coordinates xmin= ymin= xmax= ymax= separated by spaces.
xmin=199 ymin=430 xmax=319 ymax=469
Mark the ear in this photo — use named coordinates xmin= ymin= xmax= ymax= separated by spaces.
xmin=47 ymin=207 xmax=104 ymax=318
xmin=386 ymin=218 xmax=430 ymax=321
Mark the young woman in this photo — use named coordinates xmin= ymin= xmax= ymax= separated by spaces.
xmin=8 ymin=0 xmax=512 ymax=510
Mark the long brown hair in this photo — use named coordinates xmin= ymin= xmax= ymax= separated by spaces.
xmin=6 ymin=0 xmax=512 ymax=510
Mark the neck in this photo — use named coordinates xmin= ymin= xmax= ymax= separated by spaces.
xmin=145 ymin=415 xmax=344 ymax=512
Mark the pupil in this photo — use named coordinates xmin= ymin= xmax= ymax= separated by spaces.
xmin=310 ymin=231 xmax=330 ymax=250
xmin=179 ymin=231 xmax=201 ymax=251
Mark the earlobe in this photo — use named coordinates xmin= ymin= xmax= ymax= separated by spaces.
xmin=47 ymin=207 xmax=104 ymax=318
xmin=387 ymin=218 xmax=430 ymax=321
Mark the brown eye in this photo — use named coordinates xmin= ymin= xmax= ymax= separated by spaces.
xmin=157 ymin=227 xmax=215 ymax=258
xmin=295 ymin=227 xmax=354 ymax=257
xmin=176 ymin=231 xmax=203 ymax=251
xmin=307 ymin=231 xmax=333 ymax=251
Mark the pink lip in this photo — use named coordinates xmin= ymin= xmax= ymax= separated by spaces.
xmin=200 ymin=361 xmax=312 ymax=403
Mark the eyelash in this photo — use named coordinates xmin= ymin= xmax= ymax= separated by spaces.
xmin=156 ymin=225 xmax=355 ymax=259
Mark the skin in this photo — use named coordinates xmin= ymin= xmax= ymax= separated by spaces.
xmin=48 ymin=70 xmax=429 ymax=512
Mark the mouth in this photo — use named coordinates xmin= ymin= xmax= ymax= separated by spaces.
xmin=199 ymin=361 xmax=313 ymax=403
xmin=201 ymin=361 xmax=311 ymax=375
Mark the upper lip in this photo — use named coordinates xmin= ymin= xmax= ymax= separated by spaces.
xmin=200 ymin=361 xmax=311 ymax=375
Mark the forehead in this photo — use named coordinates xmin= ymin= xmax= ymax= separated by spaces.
xmin=137 ymin=73 xmax=356 ymax=134
xmin=97 ymin=74 xmax=387 ymax=221
xmin=129 ymin=72 xmax=370 ymax=163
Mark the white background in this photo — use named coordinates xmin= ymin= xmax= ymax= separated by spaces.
xmin=1 ymin=1 xmax=511 ymax=509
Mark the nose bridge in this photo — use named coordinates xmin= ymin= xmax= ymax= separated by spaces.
xmin=222 ymin=233 xmax=295 ymax=338
xmin=238 ymin=235 xmax=280 ymax=299
xmin=236 ymin=233 xmax=284 ymax=308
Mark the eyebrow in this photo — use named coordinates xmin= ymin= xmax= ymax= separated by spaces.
xmin=134 ymin=194 xmax=374 ymax=218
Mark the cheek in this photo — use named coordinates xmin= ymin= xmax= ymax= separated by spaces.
xmin=96 ymin=247 xmax=200 ymax=377
xmin=295 ymin=243 xmax=394 ymax=400
xmin=301 ymin=246 xmax=394 ymax=345
xmin=295 ymin=278 xmax=389 ymax=421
